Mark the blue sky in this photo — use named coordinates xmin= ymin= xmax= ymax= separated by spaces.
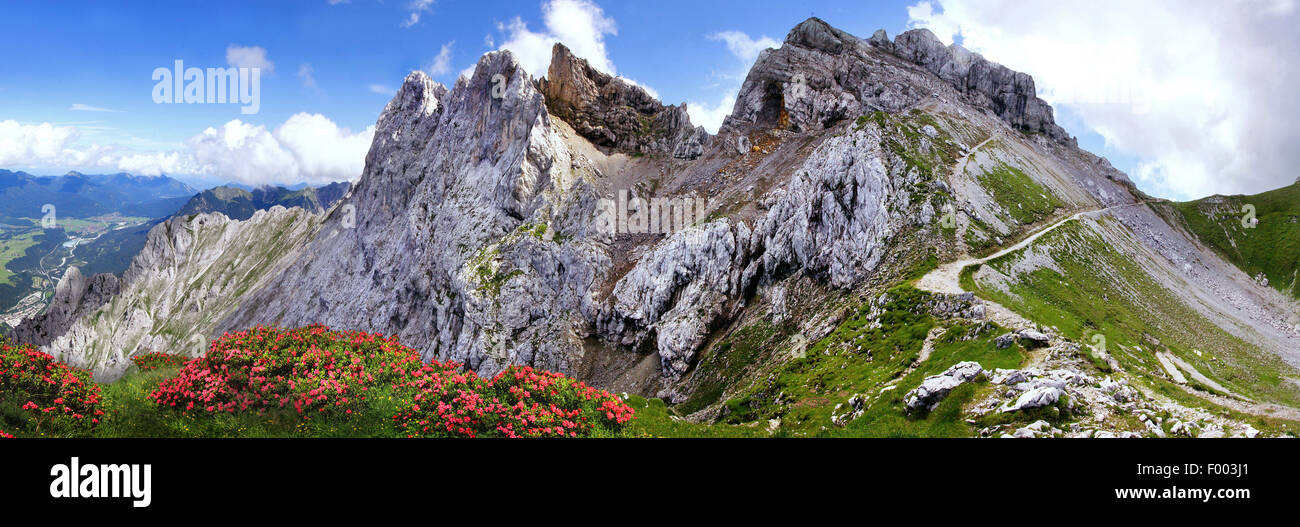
xmin=1 ymin=0 xmax=1294 ymax=199
xmin=0 ymin=1 xmax=905 ymax=138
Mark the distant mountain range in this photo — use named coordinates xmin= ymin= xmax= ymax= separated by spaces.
xmin=0 ymin=170 xmax=197 ymax=220
xmin=0 ymin=169 xmax=352 ymax=329
xmin=72 ymin=181 xmax=350 ymax=280
xmin=176 ymin=181 xmax=350 ymax=220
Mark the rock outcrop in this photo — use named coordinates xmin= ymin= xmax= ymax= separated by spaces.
xmin=885 ymin=28 xmax=1069 ymax=143
xmin=904 ymin=361 xmax=985 ymax=412
xmin=218 ymin=51 xmax=612 ymax=377
xmin=723 ymin=18 xmax=1070 ymax=144
xmin=8 ymin=267 xmax=119 ymax=347
xmin=538 ymin=43 xmax=707 ymax=159
xmin=597 ymin=120 xmax=921 ymax=377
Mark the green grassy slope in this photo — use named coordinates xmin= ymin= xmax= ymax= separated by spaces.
xmin=1169 ymin=182 xmax=1300 ymax=299
xmin=964 ymin=217 xmax=1300 ymax=408
xmin=976 ymin=161 xmax=1065 ymax=226
xmin=659 ymin=286 xmax=1037 ymax=437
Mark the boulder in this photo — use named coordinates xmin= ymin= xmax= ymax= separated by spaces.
xmin=1017 ymin=329 xmax=1051 ymax=346
xmin=1001 ymin=385 xmax=1064 ymax=412
xmin=904 ymin=361 xmax=984 ymax=411
xmin=989 ymin=368 xmax=1028 ymax=385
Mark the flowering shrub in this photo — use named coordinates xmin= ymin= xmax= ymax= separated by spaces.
xmin=392 ymin=365 xmax=635 ymax=438
xmin=0 ymin=342 xmax=106 ymax=434
xmin=147 ymin=324 xmax=635 ymax=437
xmin=0 ymin=429 xmax=13 ymax=439
xmin=149 ymin=324 xmax=421 ymax=417
xmin=131 ymin=352 xmax=190 ymax=371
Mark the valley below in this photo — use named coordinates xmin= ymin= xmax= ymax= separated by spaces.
xmin=0 ymin=214 xmax=152 ymax=329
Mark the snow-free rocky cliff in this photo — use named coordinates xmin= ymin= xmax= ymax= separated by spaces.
xmin=9 ymin=266 xmax=119 ymax=347
xmin=42 ymin=18 xmax=1291 ymax=419
xmin=43 ymin=19 xmax=1134 ymax=384
xmin=218 ymin=18 xmax=1086 ymax=384
xmin=43 ymin=208 xmax=320 ymax=380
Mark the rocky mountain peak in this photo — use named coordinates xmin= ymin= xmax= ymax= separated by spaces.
xmin=8 ymin=266 xmax=119 ymax=348
xmin=878 ymin=28 xmax=1070 ymax=143
xmin=537 ymin=43 xmax=707 ymax=159
xmin=384 ymin=70 xmax=449 ymax=121
xmin=723 ymin=18 xmax=1071 ymax=145
xmin=783 ymin=17 xmax=851 ymax=54
xmin=212 ymin=46 xmax=606 ymax=377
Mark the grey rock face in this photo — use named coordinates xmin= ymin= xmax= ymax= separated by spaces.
xmin=888 ymin=28 xmax=1069 ymax=143
xmin=8 ymin=267 xmax=119 ymax=346
xmin=597 ymin=121 xmax=918 ymax=377
xmin=219 ymin=51 xmax=611 ymax=377
xmin=724 ymin=18 xmax=1070 ymax=144
xmin=598 ymin=222 xmax=742 ymax=376
xmin=867 ymin=29 xmax=893 ymax=52
xmin=47 ymin=207 xmax=320 ymax=381
xmin=538 ymin=43 xmax=707 ymax=159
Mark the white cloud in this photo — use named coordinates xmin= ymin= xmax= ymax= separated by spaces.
xmin=708 ymin=31 xmax=780 ymax=63
xmin=188 ymin=114 xmax=375 ymax=185
xmin=2 ymin=114 xmax=373 ymax=185
xmin=0 ymin=120 xmax=81 ymax=166
xmin=429 ymin=42 xmax=454 ymax=76
xmin=494 ymin=0 xmax=618 ymax=78
xmin=188 ymin=121 xmax=299 ymax=184
xmin=907 ymin=0 xmax=1300 ymax=199
xmin=495 ymin=18 xmax=563 ymax=78
xmin=484 ymin=1 xmax=662 ymax=100
xmin=0 ymin=120 xmax=182 ymax=175
xmin=226 ymin=45 xmax=274 ymax=73
xmin=273 ymin=113 xmax=375 ymax=183
xmin=369 ymin=84 xmax=396 ymax=96
xmin=115 ymin=151 xmax=189 ymax=176
xmin=69 ymin=103 xmax=122 ymax=113
xmin=686 ymin=95 xmax=735 ymax=136
xmin=401 ymin=0 xmax=434 ymax=28
xmin=298 ymin=63 xmax=317 ymax=89
xmin=688 ymin=29 xmax=780 ymax=134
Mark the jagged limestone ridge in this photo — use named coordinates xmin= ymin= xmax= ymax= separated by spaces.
xmin=8 ymin=266 xmax=120 ymax=347
xmin=217 ymin=51 xmax=613 ymax=377
xmin=45 ymin=207 xmax=321 ymax=381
